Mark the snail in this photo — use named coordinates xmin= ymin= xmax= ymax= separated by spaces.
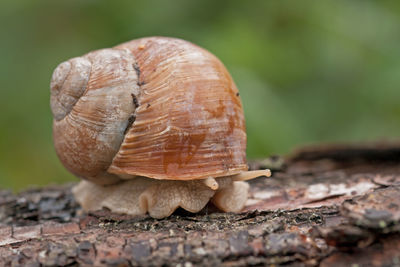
xmin=50 ymin=36 xmax=270 ymax=219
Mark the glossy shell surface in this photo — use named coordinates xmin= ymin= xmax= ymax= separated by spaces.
xmin=51 ymin=37 xmax=247 ymax=183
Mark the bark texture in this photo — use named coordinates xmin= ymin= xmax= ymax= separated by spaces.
xmin=1 ymin=142 xmax=400 ymax=266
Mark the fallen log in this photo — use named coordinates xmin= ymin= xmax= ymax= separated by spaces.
xmin=1 ymin=142 xmax=400 ymax=266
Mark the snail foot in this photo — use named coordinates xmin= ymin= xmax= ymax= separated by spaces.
xmin=72 ymin=177 xmax=215 ymax=219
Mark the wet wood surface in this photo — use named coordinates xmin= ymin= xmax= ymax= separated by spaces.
xmin=1 ymin=142 xmax=400 ymax=266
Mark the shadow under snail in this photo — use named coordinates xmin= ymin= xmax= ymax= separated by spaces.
xmin=50 ymin=36 xmax=270 ymax=219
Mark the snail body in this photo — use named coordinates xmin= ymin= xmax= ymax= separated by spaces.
xmin=51 ymin=37 xmax=270 ymax=218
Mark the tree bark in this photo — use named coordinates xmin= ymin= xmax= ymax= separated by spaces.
xmin=1 ymin=142 xmax=400 ymax=266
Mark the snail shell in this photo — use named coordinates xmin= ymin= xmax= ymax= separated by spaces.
xmin=51 ymin=37 xmax=269 ymax=218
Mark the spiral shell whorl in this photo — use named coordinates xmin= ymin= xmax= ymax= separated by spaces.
xmin=51 ymin=48 xmax=140 ymax=185
xmin=50 ymin=57 xmax=91 ymax=121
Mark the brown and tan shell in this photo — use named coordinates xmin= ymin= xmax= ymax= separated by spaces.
xmin=51 ymin=37 xmax=247 ymax=185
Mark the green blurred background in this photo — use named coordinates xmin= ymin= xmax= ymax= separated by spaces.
xmin=1 ymin=0 xmax=400 ymax=190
